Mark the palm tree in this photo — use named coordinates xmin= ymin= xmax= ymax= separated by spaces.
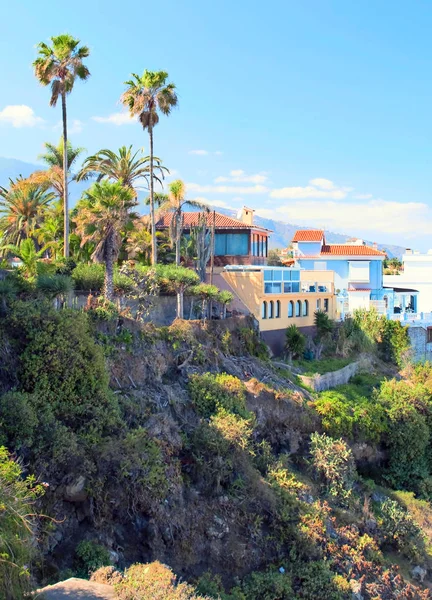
xmin=74 ymin=180 xmax=138 ymax=300
xmin=158 ymin=180 xmax=208 ymax=266
xmin=1 ymin=238 xmax=54 ymax=278
xmin=125 ymin=222 xmax=152 ymax=264
xmin=0 ymin=178 xmax=55 ymax=248
xmin=33 ymin=34 xmax=90 ymax=258
xmin=121 ymin=70 xmax=178 ymax=265
xmin=77 ymin=146 xmax=167 ymax=195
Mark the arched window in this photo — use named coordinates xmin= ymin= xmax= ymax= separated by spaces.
xmin=295 ymin=300 xmax=301 ymax=317
xmin=262 ymin=301 xmax=267 ymax=319
xmin=302 ymin=300 xmax=308 ymax=317
xmin=316 ymin=299 xmax=321 ymax=311
xmin=288 ymin=301 xmax=294 ymax=318
xmin=276 ymin=300 xmax=281 ymax=318
xmin=269 ymin=300 xmax=274 ymax=319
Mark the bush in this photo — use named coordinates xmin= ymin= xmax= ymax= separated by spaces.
xmin=75 ymin=540 xmax=111 ymax=578
xmin=293 ymin=561 xmax=346 ymax=600
xmin=188 ymin=373 xmax=249 ymax=418
xmin=55 ymin=257 xmax=77 ymax=276
xmin=72 ymin=263 xmax=104 ymax=291
xmin=116 ymin=561 xmax=208 ymax=600
xmin=0 ymin=391 xmax=38 ymax=449
xmin=310 ymin=432 xmax=356 ymax=505
xmin=314 ymin=311 xmax=333 ymax=340
xmin=239 ymin=569 xmax=294 ymax=599
xmin=285 ymin=325 xmax=306 ymax=360
xmin=0 ymin=447 xmax=44 ymax=600
xmin=36 ymin=274 xmax=74 ymax=299
xmin=377 ymin=498 xmax=425 ymax=560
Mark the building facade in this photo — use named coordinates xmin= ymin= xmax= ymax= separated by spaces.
xmin=222 ymin=265 xmax=336 ymax=354
xmin=291 ymin=230 xmax=389 ymax=316
xmin=155 ymin=207 xmax=271 ymax=268
xmin=383 ymin=249 xmax=432 ymax=314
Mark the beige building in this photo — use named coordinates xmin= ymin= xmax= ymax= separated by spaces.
xmin=222 ymin=265 xmax=336 ymax=354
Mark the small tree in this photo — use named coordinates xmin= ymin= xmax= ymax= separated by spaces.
xmin=191 ymin=283 xmax=220 ymax=322
xmin=267 ymin=249 xmax=283 ymax=266
xmin=217 ymin=290 xmax=234 ymax=319
xmin=161 ymin=265 xmax=199 ymax=319
xmin=314 ymin=310 xmax=334 ymax=339
xmin=284 ymin=324 xmax=306 ymax=360
xmin=189 ymin=212 xmax=212 ymax=281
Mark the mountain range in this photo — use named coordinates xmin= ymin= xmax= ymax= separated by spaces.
xmin=0 ymin=157 xmax=405 ymax=258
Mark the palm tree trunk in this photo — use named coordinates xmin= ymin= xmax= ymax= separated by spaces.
xmin=149 ymin=125 xmax=157 ymax=265
xmin=175 ymin=211 xmax=181 ymax=266
xmin=177 ymin=286 xmax=184 ymax=319
xmin=105 ymin=234 xmax=114 ymax=301
xmin=61 ymin=90 xmax=69 ymax=258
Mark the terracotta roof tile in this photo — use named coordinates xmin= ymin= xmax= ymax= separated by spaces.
xmin=292 ymin=229 xmax=325 ymax=242
xmin=320 ymin=244 xmax=385 ymax=256
xmin=155 ymin=211 xmax=271 ymax=232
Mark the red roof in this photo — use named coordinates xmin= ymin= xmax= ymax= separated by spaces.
xmin=292 ymin=229 xmax=325 ymax=242
xmin=155 ymin=211 xmax=270 ymax=232
xmin=321 ymin=244 xmax=385 ymax=257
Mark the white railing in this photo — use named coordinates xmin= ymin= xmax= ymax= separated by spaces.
xmin=388 ymin=312 xmax=432 ymax=323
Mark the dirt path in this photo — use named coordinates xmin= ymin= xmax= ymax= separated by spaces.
xmin=35 ymin=578 xmax=115 ymax=600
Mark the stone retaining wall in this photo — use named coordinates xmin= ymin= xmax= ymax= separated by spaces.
xmin=299 ymin=361 xmax=360 ymax=392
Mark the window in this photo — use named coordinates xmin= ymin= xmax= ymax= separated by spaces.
xmin=316 ymin=299 xmax=321 ymax=311
xmin=302 ymin=300 xmax=308 ymax=317
xmin=269 ymin=301 xmax=274 ymax=319
xmin=295 ymin=300 xmax=301 ymax=317
xmin=324 ymin=299 xmax=329 ymax=313
xmin=288 ymin=301 xmax=294 ymax=318
xmin=276 ymin=300 xmax=281 ymax=318
xmin=348 ymin=261 xmax=370 ymax=282
xmin=264 ymin=269 xmax=301 ymax=294
xmin=215 ymin=233 xmax=249 ymax=256
xmin=428 ymin=327 xmax=432 ymax=344
xmin=262 ymin=301 xmax=267 ymax=319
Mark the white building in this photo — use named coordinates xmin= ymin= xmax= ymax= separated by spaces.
xmin=384 ymin=249 xmax=432 ymax=314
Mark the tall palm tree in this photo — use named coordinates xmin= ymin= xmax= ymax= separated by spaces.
xmin=76 ymin=145 xmax=167 ymax=194
xmin=159 ymin=179 xmax=208 ymax=265
xmin=121 ymin=70 xmax=178 ymax=265
xmin=0 ymin=178 xmax=55 ymax=248
xmin=74 ymin=180 xmax=138 ymax=300
xmin=33 ymin=34 xmax=90 ymax=258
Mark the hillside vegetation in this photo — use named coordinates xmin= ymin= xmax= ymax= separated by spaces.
xmin=1 ymin=298 xmax=432 ymax=599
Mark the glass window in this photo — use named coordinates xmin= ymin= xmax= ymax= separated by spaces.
xmin=295 ymin=300 xmax=301 ymax=317
xmin=288 ymin=301 xmax=293 ymax=318
xmin=269 ymin=301 xmax=274 ymax=318
xmin=276 ymin=300 xmax=281 ymax=318
xmin=264 ymin=269 xmax=301 ymax=294
xmin=283 ymin=270 xmax=291 ymax=281
xmin=265 ymin=237 xmax=268 ymax=257
xmin=261 ymin=301 xmax=267 ymax=319
xmin=316 ymin=299 xmax=321 ymax=311
xmin=303 ymin=300 xmax=308 ymax=317
xmin=291 ymin=271 xmax=300 ymax=281
xmin=264 ymin=270 xmax=272 ymax=281
xmin=272 ymin=270 xmax=283 ymax=281
xmin=292 ymin=282 xmax=300 ymax=293
xmin=264 ymin=282 xmax=282 ymax=294
xmin=324 ymin=299 xmax=329 ymax=313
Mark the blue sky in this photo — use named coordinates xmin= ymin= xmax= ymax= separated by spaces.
xmin=1 ymin=0 xmax=432 ymax=249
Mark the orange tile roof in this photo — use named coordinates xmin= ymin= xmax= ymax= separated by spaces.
xmin=292 ymin=229 xmax=325 ymax=242
xmin=155 ymin=211 xmax=271 ymax=232
xmin=321 ymin=244 xmax=386 ymax=256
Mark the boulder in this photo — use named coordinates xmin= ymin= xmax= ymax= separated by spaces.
xmin=64 ymin=475 xmax=87 ymax=503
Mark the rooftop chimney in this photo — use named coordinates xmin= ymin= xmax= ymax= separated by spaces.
xmin=373 ymin=242 xmax=378 ymax=250
xmin=240 ymin=206 xmax=254 ymax=226
xmin=405 ymin=248 xmax=413 ymax=255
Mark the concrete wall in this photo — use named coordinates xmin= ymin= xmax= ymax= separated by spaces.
xmin=297 ymin=241 xmax=323 ymax=256
xmin=299 ymin=360 xmax=360 ymax=392
xmin=407 ymin=326 xmax=432 ymax=362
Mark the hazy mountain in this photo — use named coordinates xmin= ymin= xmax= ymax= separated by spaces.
xmin=0 ymin=157 xmax=406 ymax=258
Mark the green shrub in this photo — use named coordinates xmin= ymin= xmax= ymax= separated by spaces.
xmin=116 ymin=561 xmax=208 ymax=599
xmin=0 ymin=447 xmax=44 ymax=599
xmin=113 ymin=272 xmax=135 ymax=295
xmin=285 ymin=325 xmax=306 ymax=359
xmin=188 ymin=373 xmax=249 ymax=418
xmin=238 ymin=327 xmax=269 ymax=359
xmin=239 ymin=569 xmax=294 ymax=599
xmin=294 ymin=561 xmax=345 ymax=600
xmin=0 ymin=391 xmax=38 ymax=449
xmin=75 ymin=540 xmax=111 ymax=578
xmin=314 ymin=310 xmax=334 ymax=339
xmin=36 ymin=274 xmax=74 ymax=298
xmin=310 ymin=432 xmax=356 ymax=505
xmin=55 ymin=257 xmax=77 ymax=276
xmin=72 ymin=263 xmax=105 ymax=291
xmin=377 ymin=498 xmax=425 ymax=560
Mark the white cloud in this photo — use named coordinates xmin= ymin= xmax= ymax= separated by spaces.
xmin=187 ymin=182 xmax=268 ymax=195
xmin=214 ymin=170 xmax=268 ymax=184
xmin=188 ymin=149 xmax=209 ymax=155
xmin=0 ymin=105 xmax=44 ymax=128
xmin=92 ymin=112 xmax=134 ymax=125
xmin=271 ymin=178 xmax=350 ymax=200
xmin=214 ymin=151 xmax=223 ymax=156
xmin=194 ymin=196 xmax=230 ymax=209
xmin=256 ymin=198 xmax=432 ymax=237
xmin=354 ymin=193 xmax=373 ymax=200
